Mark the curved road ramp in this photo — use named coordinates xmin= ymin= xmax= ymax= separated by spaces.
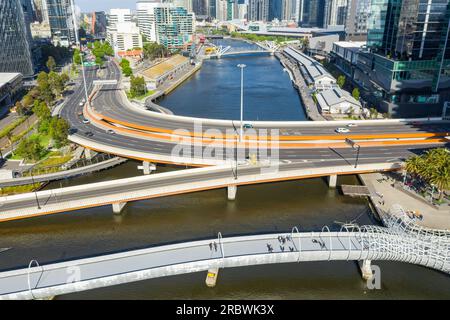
xmin=0 ymin=209 xmax=448 ymax=300
xmin=0 ymin=162 xmax=403 ymax=222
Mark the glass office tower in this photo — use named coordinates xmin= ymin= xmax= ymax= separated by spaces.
xmin=367 ymin=0 xmax=450 ymax=61
xmin=46 ymin=0 xmax=75 ymax=46
xmin=0 ymin=0 xmax=34 ymax=76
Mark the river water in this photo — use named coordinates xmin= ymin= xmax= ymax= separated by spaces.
xmin=158 ymin=39 xmax=306 ymax=121
xmin=0 ymin=39 xmax=449 ymax=299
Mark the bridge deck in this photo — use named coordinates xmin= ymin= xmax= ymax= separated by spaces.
xmin=0 ymin=232 xmax=364 ymax=299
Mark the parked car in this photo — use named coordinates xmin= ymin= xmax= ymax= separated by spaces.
xmin=335 ymin=127 xmax=350 ymax=133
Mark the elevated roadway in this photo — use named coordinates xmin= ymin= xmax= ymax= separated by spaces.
xmin=60 ymin=60 xmax=448 ymax=167
xmin=0 ymin=161 xmax=406 ymax=222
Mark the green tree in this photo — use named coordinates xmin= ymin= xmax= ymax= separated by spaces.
xmin=48 ymin=71 xmax=65 ymax=97
xmin=46 ymin=56 xmax=56 ymax=71
xmin=129 ymin=75 xmax=147 ymax=98
xmin=337 ymin=75 xmax=346 ymax=88
xmin=95 ymin=56 xmax=104 ymax=68
xmin=36 ymin=72 xmax=55 ymax=104
xmin=33 ymin=101 xmax=51 ymax=120
xmin=49 ymin=117 xmax=70 ymax=147
xmin=352 ymin=88 xmax=360 ymax=100
xmin=120 ymin=58 xmax=133 ymax=77
xmin=73 ymin=49 xmax=82 ymax=65
xmin=14 ymin=101 xmax=27 ymax=115
xmin=15 ymin=137 xmax=44 ymax=162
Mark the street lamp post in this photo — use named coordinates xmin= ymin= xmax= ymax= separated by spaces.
xmin=30 ymin=172 xmax=41 ymax=210
xmin=237 ymin=64 xmax=246 ymax=142
xmin=345 ymin=138 xmax=361 ymax=168
xmin=70 ymin=0 xmax=89 ymax=105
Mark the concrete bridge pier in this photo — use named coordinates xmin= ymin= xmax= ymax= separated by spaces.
xmin=138 ymin=161 xmax=156 ymax=175
xmin=328 ymin=175 xmax=337 ymax=188
xmin=84 ymin=148 xmax=93 ymax=160
xmin=360 ymin=259 xmax=373 ymax=280
xmin=112 ymin=202 xmax=127 ymax=214
xmin=227 ymin=185 xmax=237 ymax=200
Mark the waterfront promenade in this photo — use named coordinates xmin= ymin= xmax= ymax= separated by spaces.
xmin=360 ymin=173 xmax=450 ymax=230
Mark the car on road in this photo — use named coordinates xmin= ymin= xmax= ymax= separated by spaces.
xmin=82 ymin=118 xmax=90 ymax=124
xmin=243 ymin=123 xmax=253 ymax=129
xmin=107 ymin=129 xmax=115 ymax=135
xmin=335 ymin=127 xmax=350 ymax=133
xmin=68 ymin=128 xmax=78 ymax=134
xmin=347 ymin=123 xmax=357 ymax=127
xmin=84 ymin=131 xmax=94 ymax=137
xmin=79 ymin=102 xmax=84 ymax=106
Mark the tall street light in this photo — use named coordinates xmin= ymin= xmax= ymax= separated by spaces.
xmin=237 ymin=64 xmax=246 ymax=142
xmin=70 ymin=0 xmax=89 ymax=105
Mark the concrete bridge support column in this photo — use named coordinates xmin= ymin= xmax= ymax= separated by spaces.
xmin=360 ymin=259 xmax=373 ymax=280
xmin=328 ymin=175 xmax=337 ymax=188
xmin=84 ymin=148 xmax=93 ymax=160
xmin=227 ymin=185 xmax=237 ymax=200
xmin=138 ymin=161 xmax=156 ymax=175
xmin=112 ymin=202 xmax=127 ymax=215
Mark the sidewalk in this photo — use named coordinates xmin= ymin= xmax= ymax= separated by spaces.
xmin=360 ymin=172 xmax=450 ymax=230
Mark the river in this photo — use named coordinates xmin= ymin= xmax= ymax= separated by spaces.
xmin=0 ymin=39 xmax=449 ymax=299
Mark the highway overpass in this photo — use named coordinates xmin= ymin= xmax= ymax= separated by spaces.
xmin=0 ymin=161 xmax=403 ymax=222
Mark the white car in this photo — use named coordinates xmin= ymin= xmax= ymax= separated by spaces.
xmin=335 ymin=127 xmax=350 ymax=133
xmin=82 ymin=118 xmax=90 ymax=124
xmin=347 ymin=123 xmax=357 ymax=127
xmin=79 ymin=102 xmax=84 ymax=106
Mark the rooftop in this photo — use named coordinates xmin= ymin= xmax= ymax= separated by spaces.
xmin=0 ymin=73 xmax=22 ymax=87
xmin=317 ymin=87 xmax=361 ymax=108
xmin=141 ymin=55 xmax=188 ymax=81
xmin=283 ymin=47 xmax=334 ymax=81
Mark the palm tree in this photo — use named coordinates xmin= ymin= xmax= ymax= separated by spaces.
xmin=430 ymin=165 xmax=449 ymax=201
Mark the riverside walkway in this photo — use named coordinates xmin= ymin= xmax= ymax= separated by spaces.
xmin=0 ymin=156 xmax=126 ymax=188
xmin=0 ymin=209 xmax=448 ymax=300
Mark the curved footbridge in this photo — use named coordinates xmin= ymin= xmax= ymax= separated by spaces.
xmin=0 ymin=208 xmax=448 ymax=299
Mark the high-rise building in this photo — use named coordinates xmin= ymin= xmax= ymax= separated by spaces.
xmin=193 ymin=0 xmax=208 ymax=16
xmin=46 ymin=0 xmax=75 ymax=46
xmin=108 ymin=22 xmax=143 ymax=54
xmin=137 ymin=1 xmax=160 ymax=43
xmin=367 ymin=0 xmax=450 ymax=61
xmin=32 ymin=0 xmax=49 ymax=23
xmin=344 ymin=0 xmax=370 ymax=40
xmin=269 ymin=0 xmax=282 ymax=20
xmin=325 ymin=0 xmax=347 ymax=27
xmin=208 ymin=0 xmax=217 ymax=18
xmin=154 ymin=5 xmax=194 ymax=49
xmin=0 ymin=0 xmax=34 ymax=76
xmin=92 ymin=11 xmax=107 ymax=38
xmin=350 ymin=0 xmax=450 ymax=117
xmin=299 ymin=0 xmax=326 ymax=27
xmin=238 ymin=3 xmax=247 ymax=20
xmin=248 ymin=0 xmax=269 ymax=21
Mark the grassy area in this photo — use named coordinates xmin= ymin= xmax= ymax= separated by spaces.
xmin=36 ymin=153 xmax=72 ymax=168
xmin=0 ymin=116 xmax=28 ymax=140
xmin=127 ymin=90 xmax=156 ymax=101
xmin=0 ymin=183 xmax=41 ymax=196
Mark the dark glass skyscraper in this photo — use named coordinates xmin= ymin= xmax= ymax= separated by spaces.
xmin=367 ymin=0 xmax=450 ymax=61
xmin=0 ymin=0 xmax=34 ymax=76
xmin=46 ymin=0 xmax=75 ymax=45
